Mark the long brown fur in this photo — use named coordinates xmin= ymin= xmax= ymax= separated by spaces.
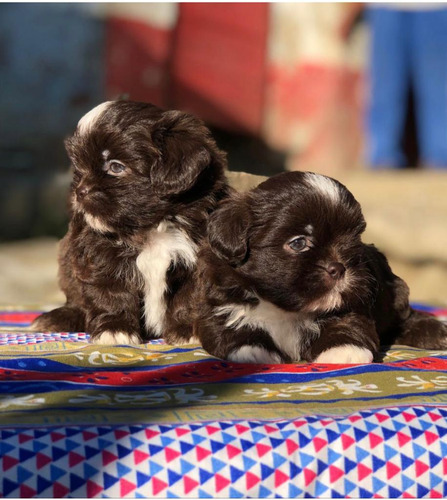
xmin=193 ymin=171 xmax=447 ymax=363
xmin=31 ymin=100 xmax=229 ymax=344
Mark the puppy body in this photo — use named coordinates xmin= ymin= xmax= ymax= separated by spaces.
xmin=214 ymin=298 xmax=319 ymax=363
xmin=136 ymin=221 xmax=197 ymax=338
xmin=195 ymin=171 xmax=447 ymax=364
xmin=32 ymin=101 xmax=228 ymax=344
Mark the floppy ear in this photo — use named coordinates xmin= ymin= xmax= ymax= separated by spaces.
xmin=151 ymin=110 xmax=220 ymax=195
xmin=207 ymin=196 xmax=252 ymax=267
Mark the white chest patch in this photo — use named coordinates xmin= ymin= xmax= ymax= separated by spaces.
xmin=215 ymin=298 xmax=319 ymax=362
xmin=136 ymin=222 xmax=197 ymax=337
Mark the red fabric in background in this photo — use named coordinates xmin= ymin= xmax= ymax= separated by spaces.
xmin=169 ymin=3 xmax=269 ymax=134
xmin=106 ymin=16 xmax=174 ymax=106
xmin=105 ymin=4 xmax=269 ymax=135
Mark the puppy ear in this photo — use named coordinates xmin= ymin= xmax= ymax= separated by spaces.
xmin=151 ymin=110 xmax=222 ymax=195
xmin=207 ymin=195 xmax=251 ymax=266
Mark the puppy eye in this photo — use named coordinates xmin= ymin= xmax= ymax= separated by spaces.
xmin=285 ymin=236 xmax=313 ymax=253
xmin=103 ymin=160 xmax=126 ymax=177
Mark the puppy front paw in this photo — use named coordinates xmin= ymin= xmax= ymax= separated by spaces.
xmin=30 ymin=306 xmax=85 ymax=333
xmin=228 ymin=345 xmax=283 ymax=364
xmin=315 ymin=345 xmax=373 ymax=364
xmin=91 ymin=331 xmax=142 ymax=346
xmin=30 ymin=314 xmax=55 ymax=332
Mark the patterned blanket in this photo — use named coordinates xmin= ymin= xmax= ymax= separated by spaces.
xmin=1 ymin=307 xmax=447 ymax=498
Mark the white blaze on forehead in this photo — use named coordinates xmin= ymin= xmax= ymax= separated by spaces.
xmin=77 ymin=101 xmax=113 ymax=135
xmin=304 ymin=172 xmax=341 ymax=203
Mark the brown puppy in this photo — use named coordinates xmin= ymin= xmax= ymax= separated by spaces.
xmin=31 ymin=100 xmax=228 ymax=344
xmin=194 ymin=171 xmax=447 ymax=364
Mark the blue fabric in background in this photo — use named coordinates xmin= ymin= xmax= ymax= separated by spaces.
xmin=366 ymin=7 xmax=447 ymax=168
xmin=0 ymin=3 xmax=106 ymax=153
xmin=0 ymin=4 xmax=106 ymax=239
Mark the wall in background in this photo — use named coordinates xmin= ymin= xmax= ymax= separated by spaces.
xmin=0 ymin=3 xmax=106 ymax=240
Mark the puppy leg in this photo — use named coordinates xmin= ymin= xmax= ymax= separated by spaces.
xmin=162 ymin=280 xmax=199 ymax=345
xmin=30 ymin=305 xmax=85 ymax=332
xmin=93 ymin=330 xmax=141 ymax=346
xmin=377 ymin=269 xmax=447 ymax=350
xmin=228 ymin=345 xmax=283 ymax=364
xmin=85 ymin=290 xmax=144 ymax=346
xmin=199 ymin=323 xmax=287 ymax=364
xmin=163 ymin=323 xmax=199 ymax=345
xmin=308 ymin=313 xmax=379 ymax=364
xmin=315 ymin=345 xmax=374 ymax=364
xmin=88 ymin=313 xmax=142 ymax=346
xmin=394 ymin=310 xmax=447 ymax=350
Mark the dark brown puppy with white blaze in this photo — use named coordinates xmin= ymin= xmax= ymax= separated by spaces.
xmin=31 ymin=100 xmax=229 ymax=344
xmin=195 ymin=171 xmax=447 ymax=364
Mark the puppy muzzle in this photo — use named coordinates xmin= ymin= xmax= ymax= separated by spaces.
xmin=325 ymin=262 xmax=346 ymax=280
xmin=76 ymin=185 xmax=90 ymax=201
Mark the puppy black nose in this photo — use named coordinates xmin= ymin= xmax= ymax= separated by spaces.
xmin=326 ymin=262 xmax=346 ymax=280
xmin=76 ymin=186 xmax=90 ymax=201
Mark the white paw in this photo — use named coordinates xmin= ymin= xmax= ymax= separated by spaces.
xmin=92 ymin=331 xmax=141 ymax=346
xmin=184 ymin=336 xmax=201 ymax=345
xmin=315 ymin=345 xmax=373 ymax=364
xmin=228 ymin=345 xmax=282 ymax=364
xmin=169 ymin=336 xmax=201 ymax=346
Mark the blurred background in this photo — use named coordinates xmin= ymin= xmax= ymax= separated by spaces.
xmin=1 ymin=2 xmax=447 ymax=307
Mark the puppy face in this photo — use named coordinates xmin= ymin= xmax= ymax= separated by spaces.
xmin=65 ymin=100 xmax=224 ymax=235
xmin=208 ymin=171 xmax=374 ymax=314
